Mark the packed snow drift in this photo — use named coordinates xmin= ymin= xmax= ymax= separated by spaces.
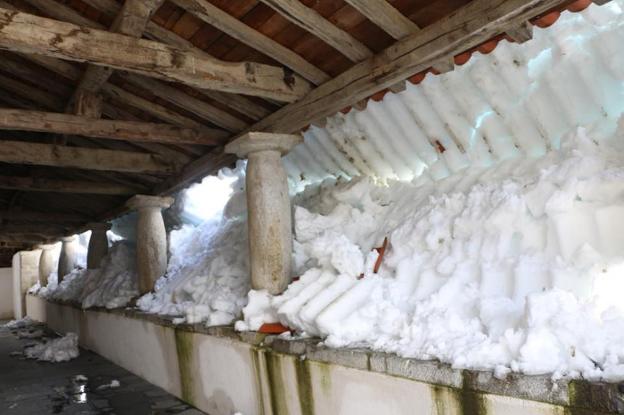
xmin=24 ymin=333 xmax=80 ymax=362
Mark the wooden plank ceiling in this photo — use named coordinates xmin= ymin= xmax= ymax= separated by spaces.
xmin=0 ymin=0 xmax=588 ymax=265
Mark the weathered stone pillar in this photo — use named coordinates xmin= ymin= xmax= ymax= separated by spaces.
xmin=225 ymin=132 xmax=302 ymax=295
xmin=87 ymin=222 xmax=111 ymax=269
xmin=12 ymin=249 xmax=40 ymax=319
xmin=58 ymin=235 xmax=78 ymax=283
xmin=37 ymin=243 xmax=57 ymax=287
xmin=126 ymin=195 xmax=174 ymax=295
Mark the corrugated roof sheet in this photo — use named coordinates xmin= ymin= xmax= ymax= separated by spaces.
xmin=285 ymin=0 xmax=624 ymax=186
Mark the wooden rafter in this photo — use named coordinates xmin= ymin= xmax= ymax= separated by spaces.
xmin=170 ymin=0 xmax=330 ymax=85
xmin=0 ymin=175 xmax=139 ymax=195
xmin=344 ymin=0 xmax=420 ymax=40
xmin=0 ymin=7 xmax=311 ymax=102
xmin=0 ymin=210 xmax=90 ymax=223
xmin=0 ymin=140 xmax=174 ymax=174
xmin=75 ymin=0 xmax=274 ymax=120
xmin=0 ymin=109 xmax=227 ymax=145
xmin=259 ymin=0 xmax=373 ymax=61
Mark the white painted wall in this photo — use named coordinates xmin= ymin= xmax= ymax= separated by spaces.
xmin=0 ymin=267 xmax=13 ymax=319
xmin=26 ymin=295 xmax=568 ymax=415
xmin=13 ymin=250 xmax=40 ymax=319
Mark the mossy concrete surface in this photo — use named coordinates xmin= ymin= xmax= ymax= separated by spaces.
xmin=26 ymin=295 xmax=624 ymax=415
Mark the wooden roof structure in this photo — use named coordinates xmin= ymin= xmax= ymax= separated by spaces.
xmin=0 ymin=0 xmax=599 ymax=265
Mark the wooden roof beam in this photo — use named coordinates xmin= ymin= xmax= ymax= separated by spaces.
xmin=0 ymin=210 xmax=90 ymax=223
xmin=0 ymin=175 xmax=140 ymax=195
xmin=259 ymin=0 xmax=373 ymax=62
xmin=0 ymin=8 xmax=311 ymax=102
xmin=344 ymin=0 xmax=420 ymax=40
xmin=0 ymin=108 xmax=227 ymax=145
xmin=170 ymin=0 xmax=330 ymax=85
xmin=0 ymin=140 xmax=175 ymax=174
xmin=76 ymin=0 xmax=273 ymax=120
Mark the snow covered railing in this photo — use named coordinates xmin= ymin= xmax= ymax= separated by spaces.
xmin=27 ymin=294 xmax=624 ymax=415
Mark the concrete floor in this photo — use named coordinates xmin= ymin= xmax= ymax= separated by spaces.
xmin=0 ymin=320 xmax=205 ymax=415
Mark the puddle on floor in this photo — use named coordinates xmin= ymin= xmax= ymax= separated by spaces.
xmin=50 ymin=375 xmax=111 ymax=414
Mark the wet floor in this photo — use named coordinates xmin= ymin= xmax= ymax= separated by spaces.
xmin=0 ymin=320 xmax=205 ymax=415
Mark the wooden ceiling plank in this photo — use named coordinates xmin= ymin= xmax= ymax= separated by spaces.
xmin=259 ymin=0 xmax=373 ymax=62
xmin=170 ymin=0 xmax=330 ymax=85
xmin=344 ymin=0 xmax=420 ymax=40
xmin=0 ymin=7 xmax=311 ymax=102
xmin=0 ymin=108 xmax=226 ymax=146
xmin=0 ymin=140 xmax=175 ymax=174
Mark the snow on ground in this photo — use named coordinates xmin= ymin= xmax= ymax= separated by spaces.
xmin=41 ymin=242 xmax=138 ymax=309
xmin=238 ymin=125 xmax=624 ymax=381
xmin=137 ymin=162 xmax=250 ymax=325
xmin=24 ymin=333 xmax=79 ymax=362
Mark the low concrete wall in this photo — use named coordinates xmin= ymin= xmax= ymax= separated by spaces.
xmin=0 ymin=267 xmax=13 ymax=319
xmin=26 ymin=295 xmax=622 ymax=415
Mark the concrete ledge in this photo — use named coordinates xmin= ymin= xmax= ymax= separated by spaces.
xmin=26 ymin=295 xmax=624 ymax=415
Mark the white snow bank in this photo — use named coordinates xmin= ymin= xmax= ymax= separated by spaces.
xmin=24 ymin=332 xmax=79 ymax=362
xmin=42 ymin=242 xmax=138 ymax=309
xmin=137 ymin=162 xmax=250 ymax=325
xmin=240 ymin=125 xmax=624 ymax=381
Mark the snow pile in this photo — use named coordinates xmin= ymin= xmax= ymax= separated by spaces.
xmin=239 ymin=125 xmax=624 ymax=381
xmin=24 ymin=332 xmax=79 ymax=362
xmin=137 ymin=163 xmax=250 ymax=325
xmin=43 ymin=242 xmax=138 ymax=309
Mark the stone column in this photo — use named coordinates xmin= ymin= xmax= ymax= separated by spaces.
xmin=58 ymin=235 xmax=78 ymax=283
xmin=12 ymin=249 xmax=41 ymax=319
xmin=87 ymin=222 xmax=111 ymax=269
xmin=225 ymin=132 xmax=302 ymax=295
xmin=37 ymin=243 xmax=57 ymax=287
xmin=126 ymin=195 xmax=174 ymax=295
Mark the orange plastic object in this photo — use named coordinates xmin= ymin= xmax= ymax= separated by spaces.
xmin=258 ymin=323 xmax=291 ymax=334
xmin=373 ymin=237 xmax=389 ymax=274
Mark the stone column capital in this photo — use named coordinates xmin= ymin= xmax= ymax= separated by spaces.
xmin=86 ymin=222 xmax=111 ymax=232
xmin=36 ymin=243 xmax=57 ymax=250
xmin=61 ymin=235 xmax=77 ymax=243
xmin=225 ymin=132 xmax=302 ymax=158
xmin=126 ymin=195 xmax=174 ymax=211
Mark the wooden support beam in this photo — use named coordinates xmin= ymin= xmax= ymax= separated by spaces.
xmin=0 ymin=8 xmax=311 ymax=102
xmin=0 ymin=210 xmax=90 ymax=223
xmin=0 ymin=175 xmax=139 ymax=195
xmin=0 ymin=224 xmax=69 ymax=235
xmin=72 ymin=0 xmax=273 ymax=120
xmin=0 ymin=109 xmax=227 ymax=145
xmin=70 ymin=0 xmax=165 ymax=108
xmin=259 ymin=0 xmax=373 ymax=62
xmin=0 ymin=140 xmax=174 ymax=174
xmin=117 ymin=74 xmax=249 ymax=132
xmin=170 ymin=0 xmax=330 ymax=85
xmin=157 ymin=0 xmax=571 ymax=194
xmin=432 ymin=56 xmax=455 ymax=74
xmin=506 ymin=21 xmax=534 ymax=43
xmin=344 ymin=0 xmax=419 ymax=40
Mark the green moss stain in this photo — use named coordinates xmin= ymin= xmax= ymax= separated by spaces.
xmin=175 ymin=329 xmax=195 ymax=405
xmin=432 ymin=385 xmax=454 ymax=415
xmin=317 ymin=361 xmax=332 ymax=396
xmin=264 ymin=352 xmax=288 ymax=415
xmin=250 ymin=347 xmax=266 ymax=413
xmin=294 ymin=358 xmax=314 ymax=415
xmin=459 ymin=373 xmax=487 ymax=415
